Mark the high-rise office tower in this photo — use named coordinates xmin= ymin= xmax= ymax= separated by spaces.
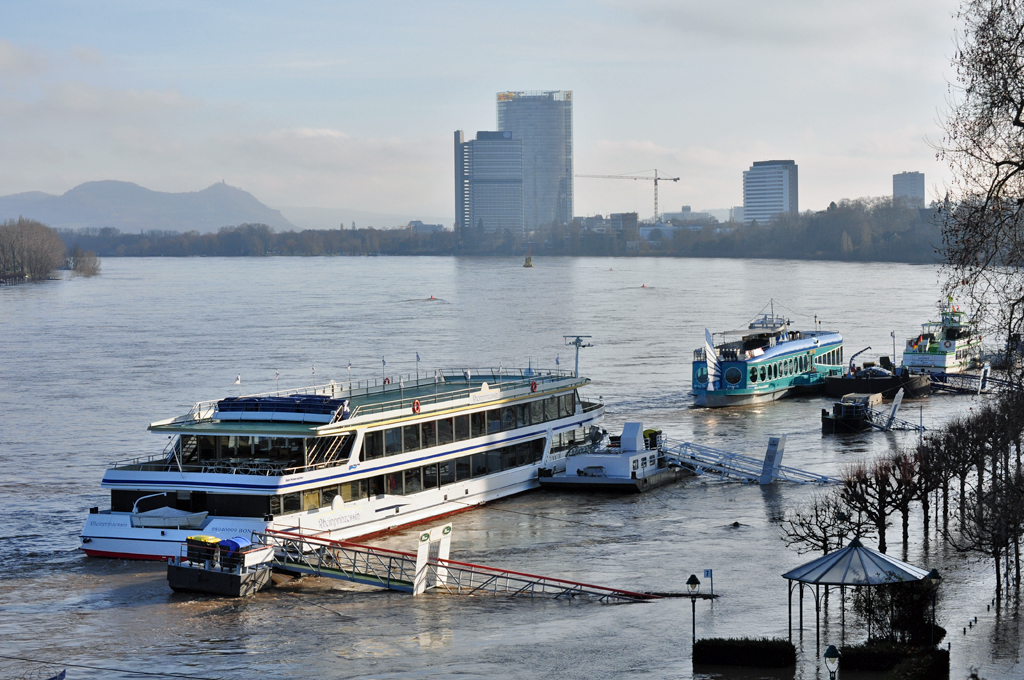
xmin=455 ymin=130 xmax=524 ymax=235
xmin=742 ymin=160 xmax=798 ymax=225
xmin=496 ymin=91 xmax=573 ymax=231
xmin=893 ymin=171 xmax=925 ymax=208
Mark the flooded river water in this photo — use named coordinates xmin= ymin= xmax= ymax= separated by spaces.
xmin=1 ymin=256 xmax=1018 ymax=679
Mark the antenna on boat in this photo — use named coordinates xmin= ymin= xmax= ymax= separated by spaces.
xmin=564 ymin=335 xmax=593 ymax=378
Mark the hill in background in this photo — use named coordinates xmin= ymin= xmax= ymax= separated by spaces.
xmin=0 ymin=180 xmax=295 ymax=232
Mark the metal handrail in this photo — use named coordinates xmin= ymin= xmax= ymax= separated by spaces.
xmin=166 ymin=367 xmax=576 ymax=425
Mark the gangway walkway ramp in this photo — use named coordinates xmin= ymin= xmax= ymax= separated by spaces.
xmin=255 ymin=528 xmax=658 ymax=603
xmin=930 ymin=366 xmax=1010 ymax=395
xmin=660 ymin=437 xmax=839 ymax=485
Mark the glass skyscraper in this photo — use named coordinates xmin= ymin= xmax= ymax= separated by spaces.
xmin=496 ymin=91 xmax=573 ymax=231
xmin=455 ymin=130 xmax=524 ymax=235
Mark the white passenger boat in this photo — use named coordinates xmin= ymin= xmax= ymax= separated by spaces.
xmin=81 ymin=365 xmax=603 ymax=560
xmin=902 ymin=300 xmax=983 ymax=374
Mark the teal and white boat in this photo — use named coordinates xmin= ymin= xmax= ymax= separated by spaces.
xmin=692 ymin=313 xmax=843 ymax=408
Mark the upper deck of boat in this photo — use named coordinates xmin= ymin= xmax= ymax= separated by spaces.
xmin=148 ymin=368 xmax=588 ymax=436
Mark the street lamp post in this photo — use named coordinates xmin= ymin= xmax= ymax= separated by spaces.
xmin=686 ymin=574 xmax=701 ymax=644
xmin=823 ymin=644 xmax=841 ymax=680
xmin=928 ymin=568 xmax=942 ymax=646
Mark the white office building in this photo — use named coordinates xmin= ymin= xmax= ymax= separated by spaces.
xmin=742 ymin=160 xmax=798 ymax=225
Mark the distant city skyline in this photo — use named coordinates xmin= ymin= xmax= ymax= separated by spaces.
xmin=0 ymin=1 xmax=958 ymax=222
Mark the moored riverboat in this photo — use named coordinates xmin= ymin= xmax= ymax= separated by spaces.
xmin=692 ymin=312 xmax=844 ymax=408
xmin=902 ymin=300 xmax=983 ymax=374
xmin=81 ymin=366 xmax=603 ymax=560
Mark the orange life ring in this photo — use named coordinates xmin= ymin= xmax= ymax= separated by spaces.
xmin=383 ymin=377 xmax=391 ymax=385
xmin=531 ymin=380 xmax=538 ymax=392
xmin=412 ymin=400 xmax=421 ymax=414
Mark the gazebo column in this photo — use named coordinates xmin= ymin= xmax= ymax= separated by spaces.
xmin=841 ymin=585 xmax=846 ymax=645
xmin=788 ymin=581 xmax=793 ymax=642
xmin=815 ymin=584 xmax=821 ymax=654
xmin=799 ymin=584 xmax=804 ymax=636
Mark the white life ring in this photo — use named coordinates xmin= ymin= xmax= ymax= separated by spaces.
xmin=942 ymin=340 xmax=954 ymax=351
xmin=383 ymin=377 xmax=391 ymax=385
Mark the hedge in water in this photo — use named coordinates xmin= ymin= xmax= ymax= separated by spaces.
xmin=692 ymin=638 xmax=796 ymax=668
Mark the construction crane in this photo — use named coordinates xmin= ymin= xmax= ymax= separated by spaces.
xmin=575 ymin=169 xmax=681 ymax=222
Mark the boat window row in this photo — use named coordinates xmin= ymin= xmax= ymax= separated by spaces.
xmin=271 ymin=438 xmax=547 ymax=514
xmin=747 ymin=354 xmax=812 ymax=384
xmin=814 ymin=347 xmax=843 ymax=366
xmin=180 ymin=435 xmax=305 ymax=464
xmin=361 ymin=393 xmax=576 ymax=461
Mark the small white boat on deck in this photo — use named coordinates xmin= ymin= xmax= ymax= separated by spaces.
xmin=131 ymin=497 xmax=209 ymax=529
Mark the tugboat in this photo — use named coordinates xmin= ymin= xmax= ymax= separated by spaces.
xmin=692 ymin=307 xmax=843 ymax=408
xmin=902 ymin=299 xmax=983 ymax=374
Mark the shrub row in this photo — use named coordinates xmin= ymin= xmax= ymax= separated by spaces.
xmin=841 ymin=642 xmax=949 ymax=678
xmin=692 ymin=637 xmax=796 ymax=668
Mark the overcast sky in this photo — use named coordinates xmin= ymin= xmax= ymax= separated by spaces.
xmin=0 ymin=0 xmax=960 ymax=222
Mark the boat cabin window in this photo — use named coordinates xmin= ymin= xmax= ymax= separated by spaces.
xmin=385 ymin=427 xmax=403 ymax=456
xmin=725 ymin=367 xmax=743 ymax=385
xmin=544 ymin=397 xmax=559 ymax=421
xmin=385 ymin=472 xmax=402 ymax=495
xmin=423 ymin=464 xmax=439 ymax=489
xmin=487 ymin=409 xmax=501 ymax=434
xmin=438 ymin=417 xmax=454 ymax=444
xmin=456 ymin=456 xmax=472 ymax=480
xmin=749 ymin=367 xmax=758 ymax=383
xmin=530 ymin=399 xmax=545 ymax=422
xmin=404 ymin=468 xmax=422 ymax=494
xmin=322 ymin=485 xmax=340 ymax=507
xmin=471 ymin=411 xmax=486 ymax=437
xmin=303 ymin=490 xmax=320 ymax=511
xmin=283 ymin=493 xmax=301 ymax=514
xmin=759 ymin=366 xmax=766 ymax=381
xmin=501 ymin=406 xmax=516 ymax=431
xmin=421 ymin=420 xmax=437 ymax=448
xmin=455 ymin=414 xmax=470 ymax=441
xmin=363 ymin=431 xmax=384 ymax=460
xmin=368 ymin=475 xmax=386 ymax=497
xmin=438 ymin=460 xmax=455 ymax=486
xmin=403 ymin=424 xmax=421 ymax=452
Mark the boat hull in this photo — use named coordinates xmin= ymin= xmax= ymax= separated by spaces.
xmin=823 ymin=374 xmax=931 ymax=399
xmin=538 ymin=466 xmax=691 ymax=493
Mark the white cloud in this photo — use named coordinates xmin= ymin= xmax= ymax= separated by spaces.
xmin=0 ymin=40 xmax=47 ymax=78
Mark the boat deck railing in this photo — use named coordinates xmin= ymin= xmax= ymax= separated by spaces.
xmin=165 ymin=368 xmax=578 ymax=427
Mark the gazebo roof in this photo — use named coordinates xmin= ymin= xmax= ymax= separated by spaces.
xmin=782 ymin=538 xmax=931 ymax=586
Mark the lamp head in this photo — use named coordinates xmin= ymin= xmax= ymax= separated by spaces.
xmin=823 ymin=644 xmax=841 ymax=673
xmin=686 ymin=574 xmax=700 ymax=595
xmin=927 ymin=568 xmax=941 ymax=586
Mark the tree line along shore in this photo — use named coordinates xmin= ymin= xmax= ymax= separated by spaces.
xmin=0 ymin=217 xmax=100 ymax=282
xmin=40 ymin=196 xmax=941 ymax=263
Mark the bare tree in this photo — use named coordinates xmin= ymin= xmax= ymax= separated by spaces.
xmin=0 ymin=217 xmax=66 ymax=279
xmin=779 ymin=489 xmax=874 ymax=556
xmin=842 ymin=459 xmax=896 ymax=553
xmin=941 ymin=0 xmax=1024 ymax=386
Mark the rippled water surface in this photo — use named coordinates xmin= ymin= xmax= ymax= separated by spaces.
xmin=1 ymin=257 xmax=1019 ymax=679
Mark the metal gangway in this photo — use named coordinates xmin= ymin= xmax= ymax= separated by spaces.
xmin=930 ymin=365 xmax=1010 ymax=394
xmin=660 ymin=436 xmax=839 ymax=485
xmin=254 ymin=527 xmax=658 ymax=603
